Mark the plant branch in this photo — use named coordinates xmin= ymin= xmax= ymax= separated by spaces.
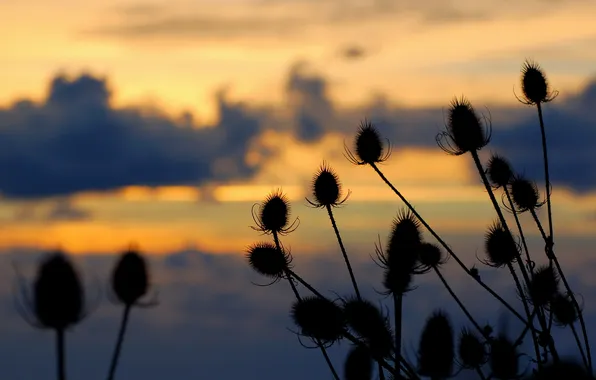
xmin=107 ymin=306 xmax=132 ymax=380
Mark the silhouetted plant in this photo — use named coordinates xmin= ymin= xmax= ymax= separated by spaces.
xmin=245 ymin=60 xmax=594 ymax=379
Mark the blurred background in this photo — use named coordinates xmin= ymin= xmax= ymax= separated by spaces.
xmin=1 ymin=0 xmax=596 ymax=378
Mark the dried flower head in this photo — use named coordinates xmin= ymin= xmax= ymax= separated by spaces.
xmin=111 ymin=248 xmax=150 ymax=307
xmin=345 ymin=119 xmax=391 ymax=166
xmin=437 ymin=97 xmax=491 ymax=156
xmin=252 ymin=189 xmax=298 ymax=235
xmin=458 ymin=328 xmax=487 ymax=369
xmin=342 ymin=298 xmax=393 ymax=358
xmin=550 ymin=293 xmax=578 ymax=327
xmin=344 ymin=345 xmax=373 ymax=380
xmin=415 ymin=242 xmax=447 ymax=273
xmin=487 ymin=154 xmax=514 ymax=188
xmin=306 ymin=161 xmax=349 ymax=208
xmin=489 ymin=335 xmax=520 ymax=380
xmin=483 ymin=221 xmax=519 ymax=268
xmin=527 ymin=265 xmax=559 ymax=307
xmin=518 ymin=60 xmax=557 ymax=105
xmin=246 ymin=242 xmax=292 ymax=282
xmin=417 ymin=310 xmax=454 ymax=379
xmin=28 ymin=252 xmax=86 ymax=330
xmin=510 ymin=175 xmax=543 ymax=212
xmin=291 ymin=296 xmax=345 ymax=344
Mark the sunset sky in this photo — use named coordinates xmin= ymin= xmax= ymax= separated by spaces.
xmin=0 ymin=0 xmax=596 ymax=379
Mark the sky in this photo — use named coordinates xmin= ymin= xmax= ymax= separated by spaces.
xmin=1 ymin=0 xmax=596 ymax=379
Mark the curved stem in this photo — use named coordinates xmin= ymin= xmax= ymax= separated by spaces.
xmin=107 ymin=306 xmax=132 ymax=380
xmin=56 ymin=328 xmax=66 ymax=380
xmin=370 ymin=163 xmax=529 ymax=326
xmin=272 ymin=231 xmax=340 ymax=380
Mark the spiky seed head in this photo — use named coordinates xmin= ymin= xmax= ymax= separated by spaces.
xmin=438 ymin=97 xmax=490 ymax=155
xmin=417 ymin=310 xmax=454 ymax=379
xmin=246 ymin=242 xmax=290 ymax=278
xmin=489 ymin=335 xmax=519 ymax=380
xmin=418 ymin=242 xmax=445 ymax=269
xmin=344 ymin=345 xmax=373 ymax=380
xmin=33 ymin=251 xmax=84 ymax=330
xmin=343 ymin=298 xmax=393 ymax=358
xmin=484 ymin=222 xmax=519 ymax=267
xmin=112 ymin=248 xmax=149 ymax=306
xmin=259 ymin=190 xmax=290 ymax=233
xmin=550 ymin=293 xmax=578 ymax=326
xmin=382 ymin=265 xmax=414 ymax=295
xmin=510 ymin=175 xmax=541 ymax=212
xmin=521 ymin=60 xmax=549 ymax=105
xmin=528 ymin=265 xmax=559 ymax=307
xmin=532 ymin=360 xmax=592 ymax=380
xmin=291 ymin=296 xmax=345 ymax=344
xmin=353 ymin=120 xmax=385 ymax=165
xmin=458 ymin=328 xmax=486 ymax=369
xmin=487 ymin=154 xmax=513 ymax=188
xmin=310 ymin=162 xmax=343 ymax=207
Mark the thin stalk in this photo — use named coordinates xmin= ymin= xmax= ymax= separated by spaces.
xmin=476 ymin=367 xmax=488 ymax=380
xmin=536 ymin=103 xmax=554 ymax=261
xmin=434 ymin=267 xmax=485 ymax=339
xmin=571 ymin=322 xmax=589 ymax=371
xmin=326 ymin=204 xmax=361 ymax=300
xmin=370 ymin=163 xmax=530 ymax=327
xmin=56 ymin=328 xmax=66 ymax=380
xmin=272 ymin=231 xmax=340 ymax=380
xmin=503 ymin=187 xmax=534 ymax=277
xmin=393 ymin=293 xmax=403 ymax=380
xmin=529 ymin=210 xmax=592 ymax=372
xmin=107 ymin=306 xmax=132 ymax=380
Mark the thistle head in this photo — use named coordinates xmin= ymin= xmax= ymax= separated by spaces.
xmin=483 ymin=221 xmax=519 ymax=268
xmin=415 ymin=242 xmax=447 ymax=274
xmin=437 ymin=97 xmax=491 ymax=156
xmin=33 ymin=251 xmax=85 ymax=330
xmin=527 ymin=265 xmax=559 ymax=307
xmin=246 ymin=242 xmax=292 ymax=282
xmin=291 ymin=296 xmax=345 ymax=344
xmin=510 ymin=175 xmax=543 ymax=212
xmin=489 ymin=335 xmax=520 ymax=380
xmin=344 ymin=345 xmax=373 ymax=380
xmin=458 ymin=328 xmax=487 ymax=369
xmin=306 ymin=162 xmax=349 ymax=208
xmin=519 ymin=60 xmax=557 ymax=105
xmin=111 ymin=248 xmax=150 ymax=307
xmin=342 ymin=298 xmax=393 ymax=358
xmin=252 ymin=189 xmax=298 ymax=235
xmin=345 ymin=119 xmax=390 ymax=165
xmin=487 ymin=154 xmax=513 ymax=188
xmin=417 ymin=310 xmax=454 ymax=379
xmin=550 ymin=293 xmax=578 ymax=327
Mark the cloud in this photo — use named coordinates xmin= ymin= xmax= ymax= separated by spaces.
xmin=12 ymin=199 xmax=92 ymax=222
xmin=339 ymin=45 xmax=367 ymax=60
xmin=0 ymin=74 xmax=262 ymax=198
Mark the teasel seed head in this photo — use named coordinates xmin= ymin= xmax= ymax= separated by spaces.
xmin=487 ymin=154 xmax=513 ymax=188
xmin=111 ymin=247 xmax=150 ymax=307
xmin=489 ymin=335 xmax=520 ymax=380
xmin=550 ymin=292 xmax=578 ymax=327
xmin=458 ymin=327 xmax=487 ymax=369
xmin=483 ymin=221 xmax=519 ymax=268
xmin=519 ymin=60 xmax=557 ymax=105
xmin=417 ymin=310 xmax=454 ymax=379
xmin=342 ymin=298 xmax=393 ymax=358
xmin=415 ymin=242 xmax=447 ymax=273
xmin=306 ymin=161 xmax=349 ymax=208
xmin=437 ymin=96 xmax=491 ymax=156
xmin=345 ymin=119 xmax=391 ymax=166
xmin=252 ymin=189 xmax=298 ymax=235
xmin=291 ymin=296 xmax=345 ymax=344
xmin=527 ymin=265 xmax=559 ymax=307
xmin=246 ymin=242 xmax=292 ymax=281
xmin=344 ymin=345 xmax=373 ymax=380
xmin=510 ymin=175 xmax=543 ymax=212
xmin=33 ymin=251 xmax=85 ymax=330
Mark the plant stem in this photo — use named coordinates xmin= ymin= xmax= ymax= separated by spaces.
xmin=272 ymin=231 xmax=340 ymax=380
xmin=56 ymin=328 xmax=66 ymax=380
xmin=326 ymin=205 xmax=361 ymax=299
xmin=503 ymin=187 xmax=534 ymax=277
xmin=107 ymin=306 xmax=132 ymax=380
xmin=536 ymin=103 xmax=554 ymax=264
xmin=571 ymin=322 xmax=589 ymax=371
xmin=476 ymin=367 xmax=488 ymax=380
xmin=393 ymin=293 xmax=403 ymax=380
xmin=370 ymin=163 xmax=529 ymax=327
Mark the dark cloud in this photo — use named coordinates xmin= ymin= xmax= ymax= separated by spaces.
xmin=0 ymin=74 xmax=262 ymax=198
